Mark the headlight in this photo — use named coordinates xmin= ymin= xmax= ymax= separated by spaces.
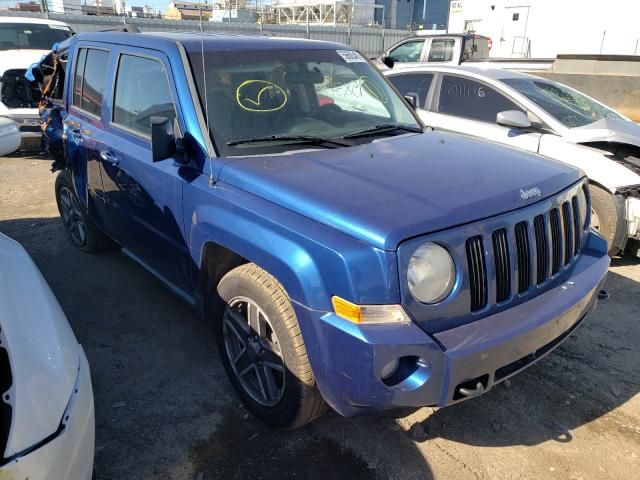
xmin=408 ymin=242 xmax=456 ymax=304
xmin=577 ymin=185 xmax=589 ymax=228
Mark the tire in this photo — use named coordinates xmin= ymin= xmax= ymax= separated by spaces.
xmin=215 ymin=263 xmax=326 ymax=429
xmin=55 ymin=170 xmax=116 ymax=253
xmin=589 ymin=184 xmax=619 ymax=256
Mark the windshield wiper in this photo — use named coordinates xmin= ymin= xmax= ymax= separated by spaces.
xmin=227 ymin=135 xmax=349 ymax=148
xmin=342 ymin=124 xmax=423 ymax=139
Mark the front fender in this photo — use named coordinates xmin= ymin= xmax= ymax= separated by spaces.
xmin=184 ymin=178 xmax=400 ymax=311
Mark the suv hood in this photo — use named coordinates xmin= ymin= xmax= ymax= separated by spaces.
xmin=565 ymin=117 xmax=640 ymax=148
xmin=0 ymin=49 xmax=49 ymax=76
xmin=219 ymin=131 xmax=581 ymax=250
xmin=0 ymin=233 xmax=80 ymax=459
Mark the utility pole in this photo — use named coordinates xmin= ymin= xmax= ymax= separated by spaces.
xmin=40 ymin=0 xmax=48 ymax=15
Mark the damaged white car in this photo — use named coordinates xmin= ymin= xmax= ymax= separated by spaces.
xmin=0 ymin=233 xmax=94 ymax=479
xmin=0 ymin=16 xmax=73 ymax=150
xmin=384 ymin=65 xmax=640 ymax=256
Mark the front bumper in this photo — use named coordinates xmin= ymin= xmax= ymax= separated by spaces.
xmin=295 ymin=232 xmax=609 ymax=417
xmin=0 ymin=348 xmax=95 ymax=480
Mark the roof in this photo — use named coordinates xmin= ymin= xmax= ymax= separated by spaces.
xmin=385 ymin=64 xmax=537 ymax=81
xmin=0 ymin=16 xmax=70 ymax=26
xmin=71 ymin=31 xmax=348 ymax=52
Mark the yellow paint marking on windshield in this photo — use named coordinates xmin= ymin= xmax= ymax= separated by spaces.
xmin=359 ymin=77 xmax=388 ymax=104
xmin=236 ymin=80 xmax=288 ymax=112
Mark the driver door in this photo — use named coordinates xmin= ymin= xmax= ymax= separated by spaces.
xmin=422 ymin=74 xmax=542 ymax=153
xmin=97 ymin=49 xmax=191 ymax=293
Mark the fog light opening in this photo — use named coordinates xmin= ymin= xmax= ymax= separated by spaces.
xmin=381 ymin=356 xmax=422 ymax=387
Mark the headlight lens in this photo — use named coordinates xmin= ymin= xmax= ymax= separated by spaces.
xmin=577 ymin=185 xmax=589 ymax=228
xmin=408 ymin=242 xmax=456 ymax=304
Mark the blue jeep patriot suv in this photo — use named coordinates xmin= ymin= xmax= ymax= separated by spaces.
xmin=37 ymin=32 xmax=609 ymax=428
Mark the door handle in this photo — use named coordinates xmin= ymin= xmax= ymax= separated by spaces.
xmin=100 ymin=150 xmax=120 ymax=166
xmin=66 ymin=120 xmax=80 ymax=128
xmin=72 ymin=128 xmax=92 ymax=136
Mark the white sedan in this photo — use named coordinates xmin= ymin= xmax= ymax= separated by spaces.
xmin=0 ymin=117 xmax=20 ymax=156
xmin=0 ymin=233 xmax=94 ymax=479
xmin=384 ymin=65 xmax=640 ymax=256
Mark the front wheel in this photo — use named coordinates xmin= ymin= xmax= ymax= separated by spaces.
xmin=589 ymin=184 xmax=620 ymax=257
xmin=216 ymin=263 xmax=326 ymax=429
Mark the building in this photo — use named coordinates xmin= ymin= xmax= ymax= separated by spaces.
xmin=7 ymin=2 xmax=42 ymax=12
xmin=447 ymin=0 xmax=640 ymax=58
xmin=374 ymin=0 xmax=448 ymax=30
xmin=165 ymin=1 xmax=215 ymax=20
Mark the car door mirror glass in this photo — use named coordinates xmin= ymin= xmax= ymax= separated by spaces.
xmin=496 ymin=110 xmax=531 ymax=128
xmin=151 ymin=116 xmax=177 ymax=162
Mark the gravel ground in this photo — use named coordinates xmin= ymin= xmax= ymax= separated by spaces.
xmin=1 ymin=153 xmax=639 ymax=480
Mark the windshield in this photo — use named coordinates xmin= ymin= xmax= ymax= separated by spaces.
xmin=188 ymin=48 xmax=421 ymax=156
xmin=502 ymin=77 xmax=624 ymax=128
xmin=0 ymin=23 xmax=72 ymax=51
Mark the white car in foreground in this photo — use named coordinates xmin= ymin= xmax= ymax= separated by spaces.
xmin=384 ymin=65 xmax=640 ymax=256
xmin=0 ymin=233 xmax=94 ymax=479
xmin=0 ymin=116 xmax=19 ymax=155
xmin=0 ymin=16 xmax=74 ymax=150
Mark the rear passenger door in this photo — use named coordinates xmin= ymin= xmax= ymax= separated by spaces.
xmin=64 ymin=45 xmax=111 ymax=227
xmin=424 ymin=74 xmax=542 ymax=153
xmin=98 ymin=50 xmax=190 ymax=293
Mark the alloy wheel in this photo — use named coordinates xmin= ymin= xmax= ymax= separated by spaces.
xmin=59 ymin=186 xmax=87 ymax=247
xmin=223 ymin=296 xmax=286 ymax=407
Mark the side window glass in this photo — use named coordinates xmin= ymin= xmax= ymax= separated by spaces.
xmin=113 ymin=54 xmax=176 ymax=137
xmin=388 ymin=73 xmax=434 ymax=108
xmin=428 ymin=39 xmax=455 ymax=62
xmin=437 ymin=75 xmax=523 ymax=122
xmin=80 ymin=49 xmax=109 ymax=116
xmin=388 ymin=40 xmax=424 ymax=63
xmin=72 ymin=47 xmax=87 ymax=108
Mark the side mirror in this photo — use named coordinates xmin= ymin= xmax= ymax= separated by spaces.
xmin=404 ymin=93 xmax=419 ymax=110
xmin=381 ymin=55 xmax=395 ymax=69
xmin=151 ymin=116 xmax=182 ymax=162
xmin=496 ymin=110 xmax=531 ymax=129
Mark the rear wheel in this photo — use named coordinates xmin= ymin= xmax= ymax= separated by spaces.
xmin=216 ymin=263 xmax=326 ymax=429
xmin=589 ymin=184 xmax=619 ymax=256
xmin=55 ymin=170 xmax=115 ymax=253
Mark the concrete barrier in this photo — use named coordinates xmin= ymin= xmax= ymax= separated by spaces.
xmin=532 ymin=55 xmax=640 ymax=122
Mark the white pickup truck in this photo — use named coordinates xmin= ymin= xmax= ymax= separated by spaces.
xmin=376 ymin=33 xmax=553 ymax=72
xmin=0 ymin=16 xmax=73 ymax=150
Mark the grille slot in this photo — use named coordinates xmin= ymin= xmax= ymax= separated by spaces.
xmin=466 ymin=236 xmax=487 ymax=311
xmin=492 ymin=229 xmax=511 ymax=303
xmin=514 ymin=222 xmax=530 ymax=293
xmin=571 ymin=196 xmax=581 ymax=254
xmin=549 ymin=208 xmax=562 ymax=275
xmin=562 ymin=202 xmax=574 ymax=264
xmin=533 ymin=215 xmax=547 ymax=284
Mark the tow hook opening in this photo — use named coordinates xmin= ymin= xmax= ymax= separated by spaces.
xmin=453 ymin=374 xmax=489 ymax=400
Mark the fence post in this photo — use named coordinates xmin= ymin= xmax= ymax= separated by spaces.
xmin=380 ymin=27 xmax=385 ymax=56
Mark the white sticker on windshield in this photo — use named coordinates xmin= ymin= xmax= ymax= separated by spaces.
xmin=49 ymin=24 xmax=71 ymax=31
xmin=336 ymin=50 xmax=366 ymax=63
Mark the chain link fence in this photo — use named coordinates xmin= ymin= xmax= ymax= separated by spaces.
xmin=1 ymin=11 xmax=411 ymax=57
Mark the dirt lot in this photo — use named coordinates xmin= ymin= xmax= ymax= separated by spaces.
xmin=1 ymin=153 xmax=639 ymax=480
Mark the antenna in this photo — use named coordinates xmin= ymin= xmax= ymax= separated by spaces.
xmin=200 ymin=4 xmax=215 ymax=187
